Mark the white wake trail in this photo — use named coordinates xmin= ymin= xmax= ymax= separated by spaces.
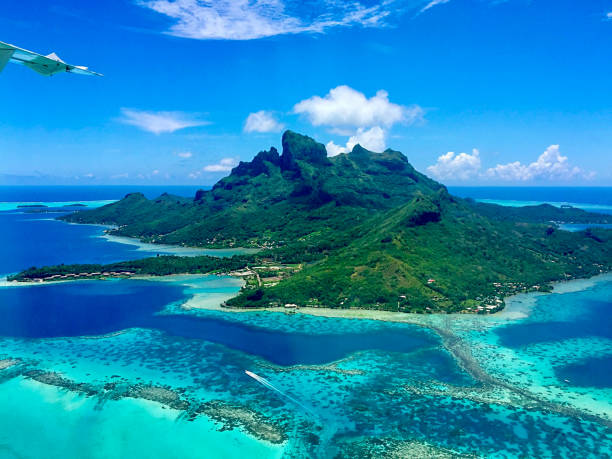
xmin=245 ymin=370 xmax=315 ymax=415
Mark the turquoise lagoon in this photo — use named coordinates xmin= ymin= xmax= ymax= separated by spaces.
xmin=1 ymin=207 xmax=612 ymax=457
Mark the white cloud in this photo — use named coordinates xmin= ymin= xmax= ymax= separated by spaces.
xmin=294 ymin=85 xmax=423 ymax=129
xmin=419 ymin=0 xmax=451 ymax=14
xmin=119 ymin=108 xmax=207 ymax=134
xmin=486 ymin=145 xmax=583 ymax=181
xmin=607 ymin=12 xmax=612 ymax=20
xmin=203 ymin=157 xmax=238 ymax=172
xmin=176 ymin=151 xmax=193 ymax=159
xmin=426 ymin=144 xmax=592 ymax=183
xmin=325 ymin=141 xmax=347 ymax=157
xmin=244 ymin=110 xmax=284 ymax=133
xmin=139 ymin=0 xmax=392 ymax=41
xmin=326 ymin=126 xmax=386 ymax=156
xmin=295 ymin=86 xmax=422 ymax=156
xmin=427 ymin=149 xmax=481 ymax=180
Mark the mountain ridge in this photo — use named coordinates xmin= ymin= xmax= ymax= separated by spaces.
xmin=63 ymin=130 xmax=449 ymax=247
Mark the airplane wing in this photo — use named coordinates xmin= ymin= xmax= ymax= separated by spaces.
xmin=0 ymin=41 xmax=102 ymax=76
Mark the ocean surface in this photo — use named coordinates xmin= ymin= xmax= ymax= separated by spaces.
xmin=0 ymin=187 xmax=611 ymax=457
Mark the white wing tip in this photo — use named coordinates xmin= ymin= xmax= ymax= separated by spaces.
xmin=45 ymin=52 xmax=65 ymax=63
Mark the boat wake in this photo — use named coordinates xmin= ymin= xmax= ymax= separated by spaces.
xmin=245 ymin=370 xmax=315 ymax=415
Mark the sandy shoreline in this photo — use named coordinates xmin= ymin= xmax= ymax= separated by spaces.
xmin=100 ymin=233 xmax=260 ymax=257
xmin=60 ymin=218 xmax=260 ymax=256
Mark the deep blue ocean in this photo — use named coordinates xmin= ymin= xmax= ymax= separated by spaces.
xmin=0 ymin=211 xmax=171 ymax=274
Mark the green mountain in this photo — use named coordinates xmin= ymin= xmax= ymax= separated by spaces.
xmin=56 ymin=131 xmax=612 ymax=312
xmin=63 ymin=131 xmax=446 ymax=247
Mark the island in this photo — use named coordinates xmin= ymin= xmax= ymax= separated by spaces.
xmin=10 ymin=131 xmax=612 ymax=314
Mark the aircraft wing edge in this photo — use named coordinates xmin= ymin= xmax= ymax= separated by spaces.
xmin=0 ymin=40 xmax=101 ymax=77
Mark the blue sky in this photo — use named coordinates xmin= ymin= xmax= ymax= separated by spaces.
xmin=1 ymin=0 xmax=610 ymax=186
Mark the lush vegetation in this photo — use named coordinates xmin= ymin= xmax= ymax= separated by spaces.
xmin=8 ymin=255 xmax=255 ymax=281
xmin=14 ymin=131 xmax=610 ymax=313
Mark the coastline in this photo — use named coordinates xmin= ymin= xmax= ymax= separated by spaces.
xmin=6 ymin=212 xmax=609 ymax=316
xmin=180 ymin=271 xmax=612 ymax=325
xmin=100 ymin=233 xmax=260 ymax=257
xmin=61 ymin=218 xmax=260 ymax=256
xmin=5 ymin=268 xmax=610 ymax=325
xmin=0 ymin=273 xmax=245 ymax=292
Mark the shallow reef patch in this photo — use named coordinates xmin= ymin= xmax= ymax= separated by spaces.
xmin=194 ymin=400 xmax=288 ymax=444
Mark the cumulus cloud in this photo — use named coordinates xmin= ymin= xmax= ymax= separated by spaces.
xmin=119 ymin=108 xmax=207 ymax=134
xmin=427 ymin=145 xmax=591 ymax=183
xmin=486 ymin=145 xmax=583 ymax=181
xmin=294 ymin=85 xmax=423 ymax=130
xmin=326 ymin=126 xmax=386 ymax=156
xmin=138 ymin=0 xmax=392 ymax=41
xmin=203 ymin=157 xmax=238 ymax=172
xmin=295 ymin=85 xmax=422 ymax=154
xmin=176 ymin=151 xmax=193 ymax=159
xmin=427 ymin=149 xmax=481 ymax=180
xmin=607 ymin=12 xmax=612 ymax=20
xmin=244 ymin=110 xmax=284 ymax=133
